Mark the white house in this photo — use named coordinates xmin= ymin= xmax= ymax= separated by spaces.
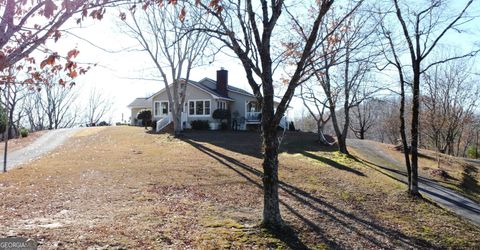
xmin=127 ymin=69 xmax=288 ymax=131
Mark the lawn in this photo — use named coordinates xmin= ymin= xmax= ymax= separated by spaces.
xmin=0 ymin=126 xmax=478 ymax=249
xmin=356 ymin=140 xmax=480 ymax=203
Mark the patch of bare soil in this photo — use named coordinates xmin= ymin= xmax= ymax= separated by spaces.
xmin=0 ymin=128 xmax=478 ymax=249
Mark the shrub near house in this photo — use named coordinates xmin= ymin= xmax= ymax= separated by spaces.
xmin=137 ymin=110 xmax=152 ymax=128
xmin=212 ymin=109 xmax=231 ymax=130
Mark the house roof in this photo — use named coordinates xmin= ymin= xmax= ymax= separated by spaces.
xmin=197 ymin=78 xmax=255 ymax=98
xmin=127 ymin=97 xmax=151 ymax=108
xmin=188 ymin=79 xmax=234 ymax=101
xmin=128 ymin=77 xmax=257 ymax=108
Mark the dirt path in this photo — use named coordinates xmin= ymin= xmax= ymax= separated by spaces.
xmin=1 ymin=128 xmax=81 ymax=171
xmin=348 ymin=139 xmax=480 ymax=226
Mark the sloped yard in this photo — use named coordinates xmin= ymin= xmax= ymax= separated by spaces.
xmin=350 ymin=139 xmax=480 ymax=204
xmin=0 ymin=126 xmax=478 ymax=249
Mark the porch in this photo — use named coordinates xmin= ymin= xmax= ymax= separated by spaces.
xmin=245 ymin=101 xmax=261 ymax=124
xmin=245 ymin=101 xmax=289 ymax=128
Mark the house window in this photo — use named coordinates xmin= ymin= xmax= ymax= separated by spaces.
xmin=189 ymin=101 xmax=195 ymax=115
xmin=196 ymin=101 xmax=203 ymax=115
xmin=188 ymin=100 xmax=211 ymax=116
xmin=217 ymin=101 xmax=227 ymax=110
xmin=205 ymin=101 xmax=210 ymax=115
xmin=160 ymin=101 xmax=169 ymax=115
xmin=154 ymin=102 xmax=161 ymax=116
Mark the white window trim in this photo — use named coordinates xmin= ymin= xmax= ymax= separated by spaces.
xmin=154 ymin=101 xmax=161 ymax=117
xmin=188 ymin=99 xmax=211 ymax=117
xmin=154 ymin=101 xmax=169 ymax=117
xmin=217 ymin=100 xmax=227 ymax=110
xmin=160 ymin=101 xmax=169 ymax=115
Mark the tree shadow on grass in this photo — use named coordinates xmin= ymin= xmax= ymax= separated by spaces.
xmin=301 ymin=151 xmax=365 ymax=176
xmin=183 ymin=138 xmax=434 ymax=249
xmin=183 ymin=131 xmax=363 ymax=176
xmin=354 ymin=156 xmax=480 ymax=214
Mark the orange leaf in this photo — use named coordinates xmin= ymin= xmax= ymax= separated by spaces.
xmin=53 ymin=30 xmax=61 ymax=42
xmin=46 ymin=54 xmax=56 ymax=65
xmin=44 ymin=0 xmax=58 ymax=18
xmin=216 ymin=5 xmax=223 ymax=14
xmin=0 ymin=52 xmax=7 ymax=71
xmin=67 ymin=49 xmax=79 ymax=60
xmin=69 ymin=70 xmax=78 ymax=78
xmin=179 ymin=7 xmax=186 ymax=22
xmin=40 ymin=53 xmax=57 ymax=69
xmin=40 ymin=59 xmax=48 ymax=69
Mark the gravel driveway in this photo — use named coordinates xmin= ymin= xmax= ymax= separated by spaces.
xmin=348 ymin=139 xmax=480 ymax=226
xmin=1 ymin=128 xmax=81 ymax=171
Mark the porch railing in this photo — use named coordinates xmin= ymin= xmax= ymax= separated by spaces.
xmin=245 ymin=112 xmax=288 ymax=129
xmin=156 ymin=112 xmax=188 ymax=132
xmin=246 ymin=111 xmax=261 ymax=121
xmin=156 ymin=114 xmax=172 ymax=132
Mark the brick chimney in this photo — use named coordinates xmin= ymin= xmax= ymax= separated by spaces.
xmin=216 ymin=68 xmax=228 ymax=97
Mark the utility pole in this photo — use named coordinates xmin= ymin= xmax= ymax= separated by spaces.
xmin=3 ymin=71 xmax=10 ymax=173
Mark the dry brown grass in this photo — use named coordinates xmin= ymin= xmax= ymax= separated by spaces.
xmin=0 ymin=127 xmax=478 ymax=249
xmin=371 ymin=141 xmax=480 ymax=202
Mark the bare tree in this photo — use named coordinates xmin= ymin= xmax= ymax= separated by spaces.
xmin=379 ymin=0 xmax=478 ymax=195
xmin=23 ymin=90 xmax=47 ymax=131
xmin=349 ymin=98 xmax=379 ymax=140
xmin=121 ymin=3 xmax=211 ymax=134
xmin=376 ymin=98 xmax=404 ymax=144
xmin=309 ymin=8 xmax=378 ymax=154
xmin=0 ymin=66 xmax=30 ymax=138
xmin=40 ymin=83 xmax=80 ymax=130
xmin=85 ymin=88 xmax=113 ymax=126
xmin=193 ymin=0 xmax=338 ymax=227
xmin=422 ymin=59 xmax=478 ymax=156
xmin=299 ymin=84 xmax=332 ymax=145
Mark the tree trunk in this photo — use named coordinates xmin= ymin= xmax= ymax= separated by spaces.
xmin=317 ymin=121 xmax=331 ymax=145
xmin=338 ymin=135 xmax=349 ymax=154
xmin=173 ymin=112 xmax=182 ymax=135
xmin=410 ymin=66 xmax=420 ymax=196
xmin=261 ymin=125 xmax=282 ymax=228
xmin=329 ymin=106 xmax=349 ymax=154
xmin=171 ymin=102 xmax=183 ymax=136
xmin=397 ymin=63 xmax=412 ymax=192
